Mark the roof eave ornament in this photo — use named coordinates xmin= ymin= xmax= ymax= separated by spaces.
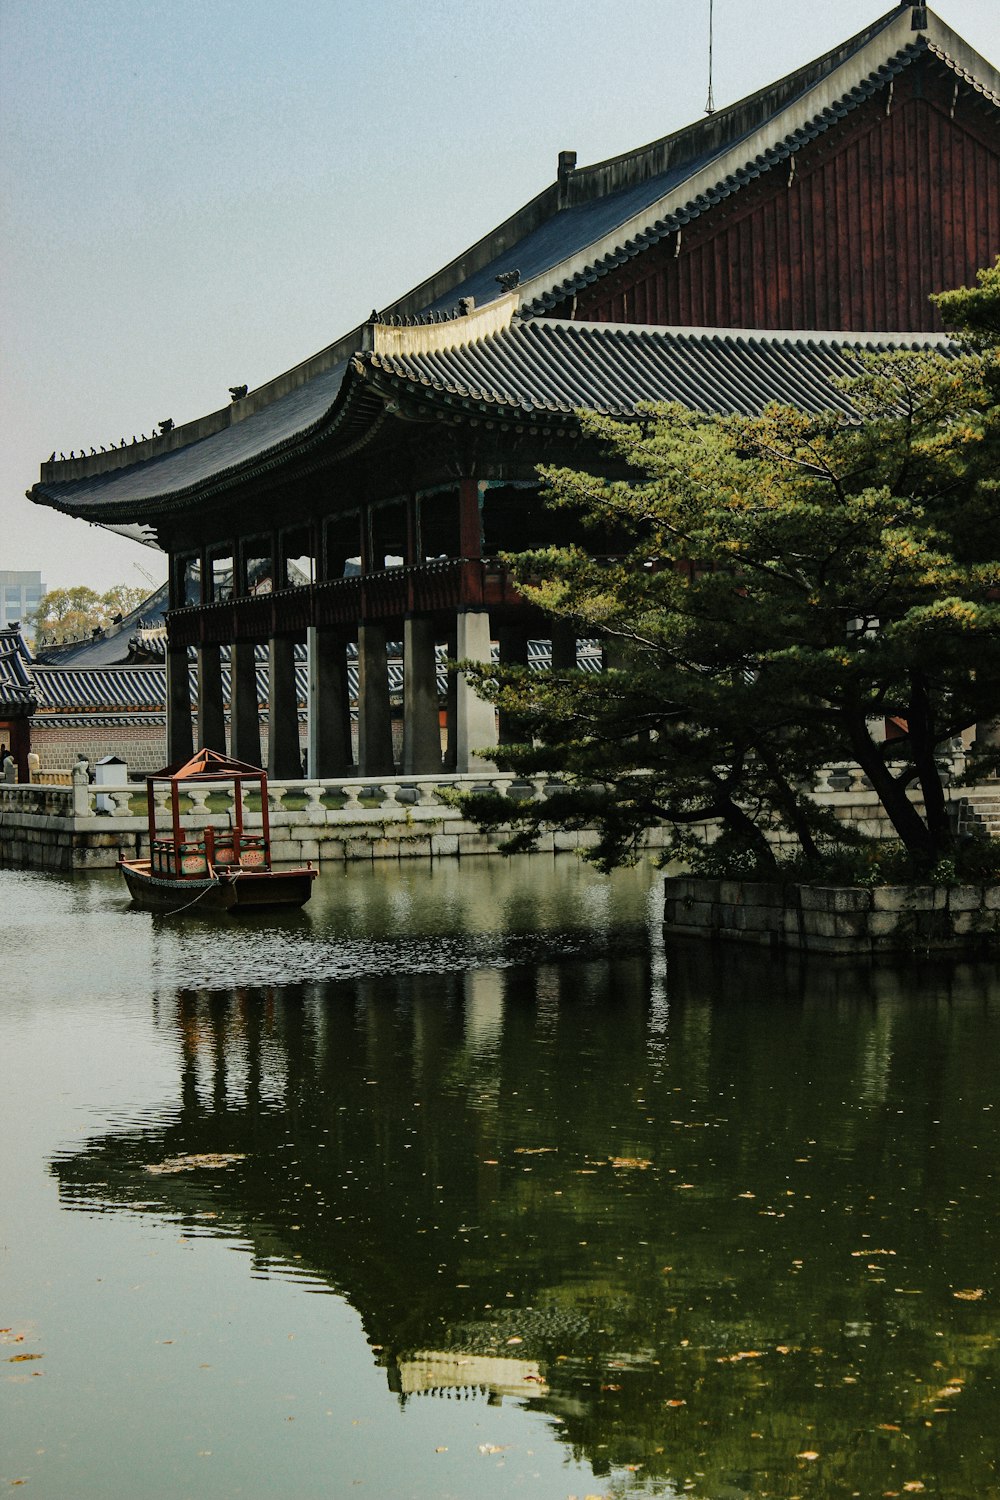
xmin=705 ymin=0 xmax=716 ymax=115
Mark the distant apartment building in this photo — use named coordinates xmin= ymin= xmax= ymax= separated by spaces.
xmin=0 ymin=570 xmax=44 ymax=632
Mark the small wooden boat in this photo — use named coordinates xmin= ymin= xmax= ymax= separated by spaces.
xmin=119 ymin=748 xmax=317 ymax=914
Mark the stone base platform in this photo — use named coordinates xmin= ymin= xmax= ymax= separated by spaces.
xmin=663 ymin=876 xmax=1000 ymax=954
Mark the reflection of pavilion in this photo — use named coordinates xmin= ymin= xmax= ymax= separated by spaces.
xmin=48 ymin=940 xmax=1000 ymax=1494
xmin=392 ymin=1353 xmax=548 ymax=1402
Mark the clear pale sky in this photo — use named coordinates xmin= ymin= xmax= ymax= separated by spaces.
xmin=2 ymin=0 xmax=998 ymax=595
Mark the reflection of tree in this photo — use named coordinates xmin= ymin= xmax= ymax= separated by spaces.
xmin=51 ymin=945 xmax=1000 ymax=1497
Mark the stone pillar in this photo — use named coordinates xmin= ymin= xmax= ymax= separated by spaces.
xmin=196 ymin=643 xmax=227 ymax=754
xmin=357 ymin=622 xmax=395 ymax=776
xmin=403 ymin=614 xmax=441 ymax=774
xmin=444 ymin=629 xmax=458 ymax=772
xmin=496 ymin=625 xmax=529 ymax=745
xmin=166 ymin=645 xmax=194 ymax=765
xmin=229 ymin=640 xmax=262 ymax=767
xmin=307 ymin=625 xmax=353 ymax=778
xmin=268 ymin=636 xmax=301 ymax=779
xmin=455 ymin=608 xmax=498 ymax=772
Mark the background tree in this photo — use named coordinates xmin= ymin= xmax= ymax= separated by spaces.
xmin=30 ymin=583 xmax=149 ymax=644
xmin=463 ymin=263 xmax=1000 ymax=876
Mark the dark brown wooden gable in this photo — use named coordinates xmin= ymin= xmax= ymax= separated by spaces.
xmin=575 ymin=57 xmax=999 ymax=332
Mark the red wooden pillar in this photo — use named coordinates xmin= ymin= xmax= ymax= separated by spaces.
xmin=458 ymin=478 xmax=482 ymax=560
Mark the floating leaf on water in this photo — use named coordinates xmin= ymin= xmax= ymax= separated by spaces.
xmin=796 ymin=1450 xmax=820 ymax=1460
xmin=952 ymin=1288 xmax=984 ymax=1300
xmin=664 ymin=1398 xmax=687 ymax=1407
xmin=478 ymin=1444 xmax=508 ymax=1455
xmin=903 ymin=1484 xmax=926 ymax=1493
xmin=7 ymin=1353 xmax=42 ymax=1363
xmin=877 ymin=1423 xmax=902 ymax=1432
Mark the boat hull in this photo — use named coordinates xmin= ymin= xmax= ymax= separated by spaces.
xmin=119 ymin=859 xmax=316 ymax=914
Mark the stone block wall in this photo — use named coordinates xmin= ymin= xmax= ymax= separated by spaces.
xmin=663 ymin=876 xmax=1000 ymax=954
xmin=31 ymin=722 xmax=168 ymax=775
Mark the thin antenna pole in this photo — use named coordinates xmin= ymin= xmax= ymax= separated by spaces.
xmin=705 ymin=0 xmax=716 ymax=114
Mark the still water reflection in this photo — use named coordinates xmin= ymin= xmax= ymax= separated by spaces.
xmin=3 ymin=859 xmax=998 ymax=1499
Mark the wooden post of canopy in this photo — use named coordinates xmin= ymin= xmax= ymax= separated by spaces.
xmin=258 ymin=770 xmax=271 ymax=867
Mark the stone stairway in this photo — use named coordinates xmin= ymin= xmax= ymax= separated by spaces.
xmin=953 ymin=788 xmax=1000 ymax=838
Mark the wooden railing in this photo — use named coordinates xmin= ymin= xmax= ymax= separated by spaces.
xmin=166 ymin=558 xmax=527 ymax=644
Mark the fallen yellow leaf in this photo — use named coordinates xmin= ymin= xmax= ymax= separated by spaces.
xmin=952 ymin=1288 xmax=985 ymax=1300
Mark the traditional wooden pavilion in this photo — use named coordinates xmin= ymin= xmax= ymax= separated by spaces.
xmin=29 ymin=4 xmax=1000 ymax=778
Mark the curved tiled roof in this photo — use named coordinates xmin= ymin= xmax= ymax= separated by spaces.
xmin=32 ymin=319 xmax=956 ymax=521
xmin=507 ymin=40 xmax=1000 ymax=316
xmin=365 ymin=319 xmax=956 ymax=420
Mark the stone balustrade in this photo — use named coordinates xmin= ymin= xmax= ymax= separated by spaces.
xmin=3 ymin=772 xmax=541 ymax=823
xmin=0 ymin=755 xmax=989 ymax=875
xmin=0 ymin=782 xmax=75 ymax=817
xmin=45 ymin=772 xmax=553 ymax=821
xmin=1 ymin=753 xmax=972 ymax=823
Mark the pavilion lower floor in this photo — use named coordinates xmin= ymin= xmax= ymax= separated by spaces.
xmin=167 ymin=598 xmax=590 ymax=779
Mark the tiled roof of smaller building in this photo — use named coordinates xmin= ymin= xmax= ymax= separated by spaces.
xmin=0 ymin=628 xmax=37 ymax=712
xmin=27 ymin=638 xmax=600 ymax=723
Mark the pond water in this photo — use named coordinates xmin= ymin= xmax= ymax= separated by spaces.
xmin=2 ymin=857 xmax=998 ymax=1500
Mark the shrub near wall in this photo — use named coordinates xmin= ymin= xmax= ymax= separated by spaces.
xmin=662 ymin=876 xmax=1000 ymax=955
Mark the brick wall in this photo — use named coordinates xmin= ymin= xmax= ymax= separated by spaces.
xmin=31 ymin=722 xmax=168 ymax=775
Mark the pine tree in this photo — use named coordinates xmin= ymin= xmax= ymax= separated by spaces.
xmin=463 ymin=263 xmax=1000 ymax=876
